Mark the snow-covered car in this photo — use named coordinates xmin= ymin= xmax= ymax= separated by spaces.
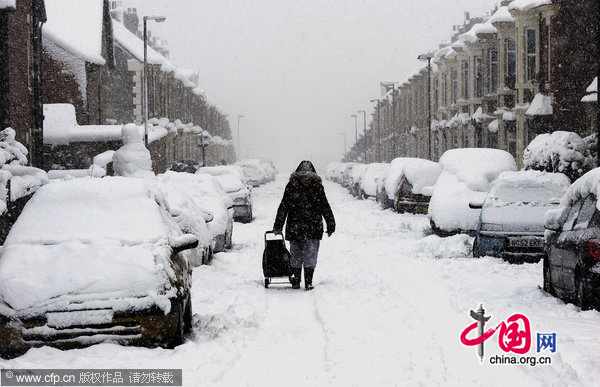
xmin=0 ymin=177 xmax=198 ymax=358
xmin=197 ymin=167 xmax=253 ymax=223
xmin=236 ymin=159 xmax=269 ymax=187
xmin=428 ymin=148 xmax=517 ymax=236
xmin=544 ymin=168 xmax=600 ymax=310
xmin=157 ymin=171 xmax=234 ymax=253
xmin=472 ymin=170 xmax=570 ymax=263
xmin=167 ymin=159 xmax=202 ymax=174
xmin=348 ymin=163 xmax=367 ymax=198
xmin=326 ymin=161 xmax=345 ymax=183
xmin=386 ymin=158 xmax=440 ymax=214
xmin=158 ymin=177 xmax=213 ymax=266
xmin=360 ymin=163 xmax=389 ymax=200
xmin=340 ymin=162 xmax=358 ymax=188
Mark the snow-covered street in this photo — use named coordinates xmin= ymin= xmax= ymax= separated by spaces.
xmin=2 ymin=174 xmax=600 ymax=386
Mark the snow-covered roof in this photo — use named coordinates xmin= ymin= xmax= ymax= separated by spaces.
xmin=43 ymin=0 xmax=106 ymax=65
xmin=526 ymin=93 xmax=553 ymax=116
xmin=582 ymin=77 xmax=598 ymax=103
xmin=509 ymin=0 xmax=552 ymax=12
xmin=490 ymin=6 xmax=514 ymax=23
xmin=112 ymin=19 xmax=166 ymax=66
xmin=0 ymin=0 xmax=16 ymax=9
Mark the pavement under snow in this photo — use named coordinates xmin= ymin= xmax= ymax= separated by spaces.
xmin=2 ymin=175 xmax=599 ymax=386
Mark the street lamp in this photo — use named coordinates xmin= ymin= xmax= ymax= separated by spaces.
xmin=381 ymin=81 xmax=399 ymax=159
xmin=143 ymin=15 xmax=166 ymax=147
xmin=339 ymin=132 xmax=347 ymax=158
xmin=358 ymin=110 xmax=367 ymax=163
xmin=351 ymin=114 xmax=358 ymax=144
xmin=418 ymin=52 xmax=434 ymax=160
xmin=237 ymin=114 xmax=244 ymax=160
xmin=370 ymin=99 xmax=382 ymax=162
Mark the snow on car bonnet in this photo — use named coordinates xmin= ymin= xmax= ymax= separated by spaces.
xmin=438 ymin=148 xmax=517 ymax=191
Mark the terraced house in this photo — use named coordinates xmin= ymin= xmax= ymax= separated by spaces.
xmin=350 ymin=0 xmax=598 ymax=168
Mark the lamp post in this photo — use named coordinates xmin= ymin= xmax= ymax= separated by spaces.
xmin=358 ymin=110 xmax=367 ymax=163
xmin=143 ymin=15 xmax=166 ymax=147
xmin=351 ymin=114 xmax=358 ymax=162
xmin=339 ymin=132 xmax=347 ymax=159
xmin=381 ymin=81 xmax=398 ymax=159
xmin=418 ymin=52 xmax=434 ymax=160
xmin=237 ymin=114 xmax=244 ymax=160
xmin=370 ymin=99 xmax=382 ymax=162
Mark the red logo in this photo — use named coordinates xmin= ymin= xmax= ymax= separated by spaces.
xmin=460 ymin=313 xmax=531 ymax=354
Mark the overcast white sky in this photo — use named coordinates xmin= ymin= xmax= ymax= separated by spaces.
xmin=127 ymin=0 xmax=499 ymax=173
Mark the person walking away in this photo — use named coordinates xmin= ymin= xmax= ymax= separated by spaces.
xmin=273 ymin=160 xmax=335 ymax=290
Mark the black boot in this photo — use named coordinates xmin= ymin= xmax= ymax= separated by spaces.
xmin=290 ymin=268 xmax=301 ymax=289
xmin=304 ymin=268 xmax=314 ymax=290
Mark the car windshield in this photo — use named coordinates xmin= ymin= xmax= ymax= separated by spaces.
xmin=4 ymin=177 xmax=168 ymax=246
xmin=486 ymin=182 xmax=563 ymax=207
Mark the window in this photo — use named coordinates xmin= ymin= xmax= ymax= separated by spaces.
xmin=490 ymin=50 xmax=498 ymax=93
xmin=475 ymin=56 xmax=483 ymax=98
xmin=526 ymin=28 xmax=536 ymax=82
xmin=442 ymin=74 xmax=447 ymax=106
xmin=451 ymin=68 xmax=458 ymax=104
xmin=563 ymin=199 xmax=584 ymax=231
xmin=461 ymin=61 xmax=469 ymax=99
xmin=506 ymin=121 xmax=516 ymax=158
xmin=574 ymin=196 xmax=597 ymax=230
xmin=433 ymin=77 xmax=439 ymax=112
xmin=506 ymin=39 xmax=516 ymax=89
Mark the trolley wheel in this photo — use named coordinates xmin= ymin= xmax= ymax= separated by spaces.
xmin=264 ymin=278 xmax=270 ymax=288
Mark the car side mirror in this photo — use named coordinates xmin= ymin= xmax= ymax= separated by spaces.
xmin=469 ymin=202 xmax=483 ymax=209
xmin=170 ymin=234 xmax=199 ymax=254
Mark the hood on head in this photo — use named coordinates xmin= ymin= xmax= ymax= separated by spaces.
xmin=295 ymin=160 xmax=316 ymax=173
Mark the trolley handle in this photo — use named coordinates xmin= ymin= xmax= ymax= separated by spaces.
xmin=265 ymin=230 xmax=285 ymax=242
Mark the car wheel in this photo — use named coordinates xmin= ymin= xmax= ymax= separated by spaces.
xmin=264 ymin=278 xmax=270 ymax=288
xmin=472 ymin=238 xmax=481 ymax=258
xmin=166 ymin=304 xmax=185 ymax=349
xmin=543 ymin=258 xmax=553 ymax=295
xmin=576 ymin=275 xmax=589 ymax=311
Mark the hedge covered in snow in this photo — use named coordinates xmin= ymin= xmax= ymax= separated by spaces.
xmin=523 ymin=131 xmax=595 ymax=182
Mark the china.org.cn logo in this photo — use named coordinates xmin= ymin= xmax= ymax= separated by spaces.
xmin=459 ymin=303 xmax=556 ymax=366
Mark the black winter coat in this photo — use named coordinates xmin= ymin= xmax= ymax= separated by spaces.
xmin=273 ymin=170 xmax=336 ymax=241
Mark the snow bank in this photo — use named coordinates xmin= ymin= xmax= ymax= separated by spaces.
xmin=112 ymin=124 xmax=153 ymax=177
xmin=524 ymin=131 xmax=591 ymax=181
